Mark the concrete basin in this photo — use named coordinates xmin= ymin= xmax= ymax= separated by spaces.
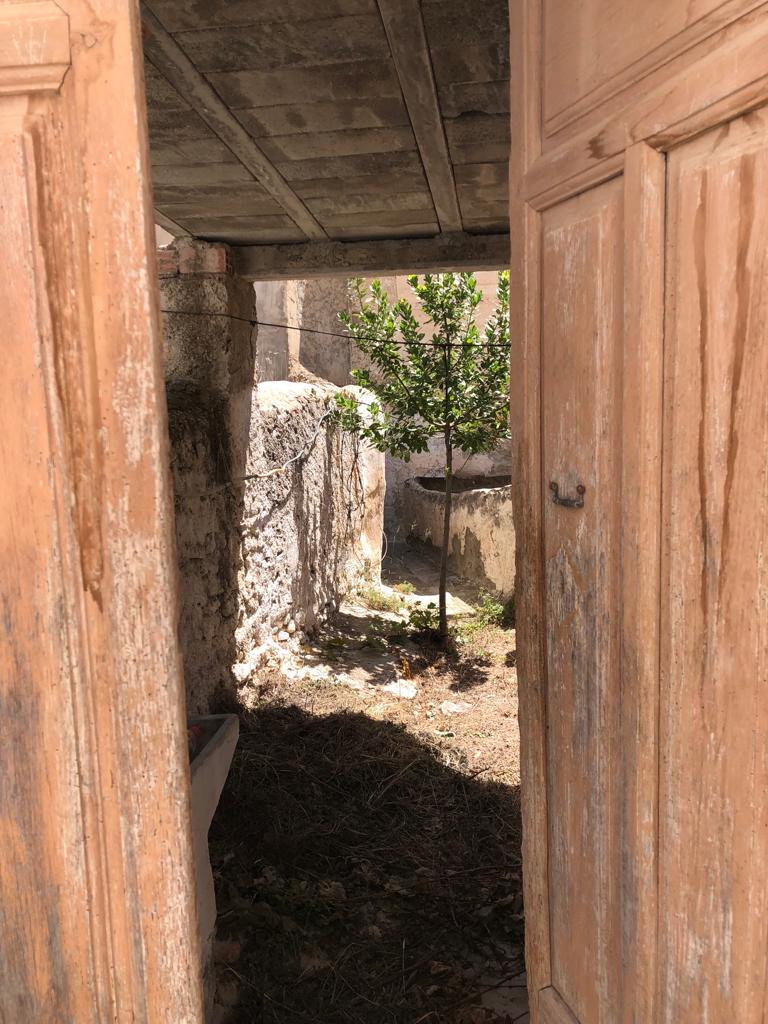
xmin=402 ymin=474 xmax=515 ymax=597
xmin=188 ymin=714 xmax=239 ymax=1016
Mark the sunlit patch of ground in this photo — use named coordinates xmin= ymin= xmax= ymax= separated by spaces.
xmin=210 ymin=546 xmax=527 ymax=1023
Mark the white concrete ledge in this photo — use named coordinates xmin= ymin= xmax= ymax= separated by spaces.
xmin=189 ymin=714 xmax=239 ymax=1015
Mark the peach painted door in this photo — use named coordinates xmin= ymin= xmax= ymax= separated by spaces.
xmin=527 ymin=114 xmax=768 ymax=1024
xmin=0 ymin=1 xmax=202 ymax=1020
xmin=538 ymin=175 xmax=628 ymax=1024
xmin=658 ymin=108 xmax=768 ymax=1024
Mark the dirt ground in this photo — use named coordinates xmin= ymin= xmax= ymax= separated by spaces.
xmin=209 ymin=551 xmax=526 ymax=1024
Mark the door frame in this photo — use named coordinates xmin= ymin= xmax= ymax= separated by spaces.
xmin=0 ymin=2 xmax=202 ymax=1020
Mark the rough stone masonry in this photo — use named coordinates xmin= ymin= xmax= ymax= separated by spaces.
xmin=159 ymin=239 xmax=384 ymax=712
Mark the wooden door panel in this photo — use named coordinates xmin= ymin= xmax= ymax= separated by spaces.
xmin=539 ymin=986 xmax=582 ymax=1024
xmin=0 ymin=2 xmax=203 ymax=1019
xmin=540 ymin=177 xmax=624 ymax=1022
xmin=513 ymin=5 xmax=768 ymax=1023
xmin=542 ymin=0 xmax=762 ymax=132
xmin=660 ymin=108 xmax=768 ymax=1024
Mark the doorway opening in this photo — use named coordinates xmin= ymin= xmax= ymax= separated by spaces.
xmin=156 ymin=247 xmax=525 ymax=1021
xmin=141 ymin=0 xmax=516 ymax=1014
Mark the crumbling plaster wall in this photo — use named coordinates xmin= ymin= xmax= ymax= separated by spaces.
xmin=251 ymin=276 xmax=355 ymax=386
xmin=402 ymin=478 xmax=515 ymax=598
xmin=160 ymin=240 xmax=255 ymax=715
xmin=298 ymin=276 xmax=354 ymax=385
xmin=252 ymin=279 xmax=302 ymax=382
xmin=385 ymin=440 xmax=512 ymax=539
xmin=233 ymin=381 xmax=383 ymax=691
xmin=159 ymin=240 xmax=383 ymax=713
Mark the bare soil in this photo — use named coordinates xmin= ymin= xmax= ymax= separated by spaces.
xmin=209 ymin=580 xmax=526 ymax=1024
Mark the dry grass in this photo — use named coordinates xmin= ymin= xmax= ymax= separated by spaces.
xmin=210 ymin=658 xmax=524 ymax=1023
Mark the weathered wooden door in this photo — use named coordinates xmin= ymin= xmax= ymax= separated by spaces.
xmin=0 ymin=1 xmax=202 ymax=1020
xmin=510 ymin=3 xmax=768 ymax=1021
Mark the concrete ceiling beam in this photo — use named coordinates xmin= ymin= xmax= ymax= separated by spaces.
xmin=376 ymin=0 xmax=463 ymax=234
xmin=233 ymin=232 xmax=509 ymax=281
xmin=141 ymin=3 xmax=327 ymax=241
xmin=154 ymin=207 xmax=186 ymax=236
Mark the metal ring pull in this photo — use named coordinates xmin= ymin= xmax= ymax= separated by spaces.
xmin=549 ymin=481 xmax=585 ymax=509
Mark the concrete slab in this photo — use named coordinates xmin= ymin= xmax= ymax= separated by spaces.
xmin=142 ymin=0 xmax=510 ymax=249
xmin=237 ymin=98 xmax=410 ymax=137
xmin=146 ymin=0 xmax=374 ymax=34
xmin=172 ymin=14 xmax=388 ymax=74
xmin=188 ymin=713 xmax=239 ymax=1016
xmin=279 ymin=151 xmax=425 ymax=182
xmin=179 ymin=217 xmax=307 ymax=244
xmin=206 ymin=59 xmax=402 ymax=110
xmin=257 ymin=127 xmax=416 ymax=163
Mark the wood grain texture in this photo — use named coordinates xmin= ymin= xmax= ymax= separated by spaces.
xmin=0 ymin=93 xmax=97 ymax=1024
xmin=539 ymin=987 xmax=581 ymax=1024
xmin=0 ymin=1 xmax=69 ymax=93
xmin=508 ymin=2 xmax=550 ymax=1021
xmin=141 ymin=2 xmax=327 ymax=241
xmin=527 ymin=3 xmax=768 ymax=206
xmin=376 ymin=0 xmax=462 ymax=232
xmin=618 ymin=143 xmax=665 ymax=1024
xmin=543 ymin=0 xmax=763 ymax=133
xmin=541 ymin=177 xmax=624 ymax=1023
xmin=659 ymin=107 xmax=768 ymax=1024
xmin=0 ymin=0 xmax=203 ymax=1019
xmin=512 ymin=5 xmax=768 ymax=1022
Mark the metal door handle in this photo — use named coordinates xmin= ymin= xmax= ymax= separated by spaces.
xmin=550 ymin=481 xmax=585 ymax=508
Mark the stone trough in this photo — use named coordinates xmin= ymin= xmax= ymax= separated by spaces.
xmin=402 ymin=474 xmax=515 ymax=598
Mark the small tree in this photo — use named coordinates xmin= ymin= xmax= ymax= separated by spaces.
xmin=335 ymin=272 xmax=510 ymax=638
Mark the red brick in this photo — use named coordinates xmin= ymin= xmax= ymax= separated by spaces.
xmin=176 ymin=239 xmax=232 ymax=276
xmin=156 ymin=247 xmax=179 ymax=276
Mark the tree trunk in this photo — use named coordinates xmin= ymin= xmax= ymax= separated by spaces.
xmin=439 ymin=425 xmax=453 ymax=639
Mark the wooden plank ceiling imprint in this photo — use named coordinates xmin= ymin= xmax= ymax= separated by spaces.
xmin=141 ymin=0 xmax=510 ymax=274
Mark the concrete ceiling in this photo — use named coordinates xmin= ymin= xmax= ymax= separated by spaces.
xmin=142 ymin=0 xmax=510 ymax=276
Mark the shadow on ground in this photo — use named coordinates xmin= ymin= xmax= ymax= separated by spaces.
xmin=297 ymin=607 xmax=514 ymax=697
xmin=209 ymin=701 xmax=527 ymax=1024
xmin=447 ymin=654 xmax=494 ymax=693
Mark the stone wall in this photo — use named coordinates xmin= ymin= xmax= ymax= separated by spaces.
xmin=160 ymin=240 xmax=256 ymax=715
xmin=232 ymin=381 xmax=383 ymax=693
xmin=160 ymin=240 xmax=384 ymax=712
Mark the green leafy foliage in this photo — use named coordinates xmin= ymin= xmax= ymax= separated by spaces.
xmin=335 ymin=272 xmax=511 ymax=638
xmin=474 ymin=592 xmax=505 ymax=628
xmin=407 ymin=602 xmax=440 ymax=636
xmin=391 ymin=580 xmax=416 ymax=594
xmin=455 ymin=592 xmax=515 ymax=647
xmin=356 ymin=584 xmax=404 ymax=614
xmin=333 ymin=272 xmax=510 ymax=459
